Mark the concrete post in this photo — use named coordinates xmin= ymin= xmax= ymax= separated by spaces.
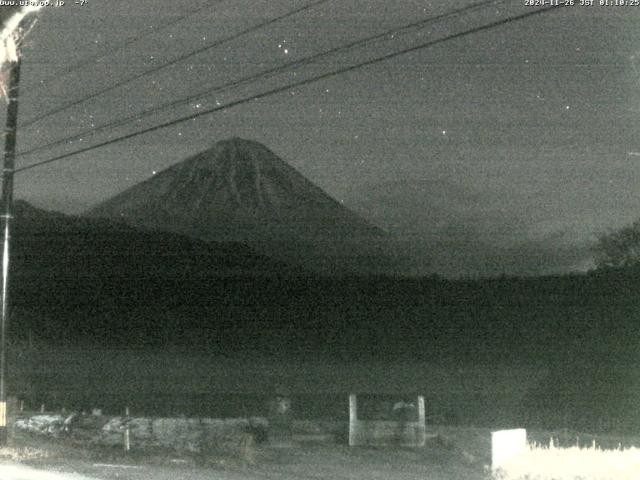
xmin=417 ymin=396 xmax=425 ymax=424
xmin=349 ymin=394 xmax=357 ymax=446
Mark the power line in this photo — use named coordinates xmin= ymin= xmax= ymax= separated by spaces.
xmin=36 ymin=1 xmax=221 ymax=87
xmin=17 ymin=3 xmax=562 ymax=173
xmin=18 ymin=0 xmax=503 ymax=158
xmin=20 ymin=0 xmax=331 ymax=130
xmin=16 ymin=4 xmax=565 ymax=175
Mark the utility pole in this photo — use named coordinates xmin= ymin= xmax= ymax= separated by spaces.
xmin=0 ymin=51 xmax=22 ymax=446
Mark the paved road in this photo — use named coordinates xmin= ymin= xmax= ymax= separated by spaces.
xmin=0 ymin=461 xmax=285 ymax=480
xmin=0 ymin=462 xmax=101 ymax=480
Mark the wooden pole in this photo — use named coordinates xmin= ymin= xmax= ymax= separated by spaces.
xmin=0 ymin=55 xmax=21 ymax=446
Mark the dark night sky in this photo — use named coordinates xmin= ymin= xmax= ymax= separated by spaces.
xmin=8 ymin=0 xmax=640 ymax=276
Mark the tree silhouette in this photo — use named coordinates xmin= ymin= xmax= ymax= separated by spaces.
xmin=593 ymin=220 xmax=640 ymax=269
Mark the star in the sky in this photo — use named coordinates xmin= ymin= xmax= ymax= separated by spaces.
xmin=278 ymin=41 xmax=290 ymax=55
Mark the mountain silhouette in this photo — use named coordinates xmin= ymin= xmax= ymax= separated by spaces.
xmin=9 ymin=199 xmax=294 ymax=280
xmin=344 ymin=178 xmax=594 ymax=277
xmin=87 ymin=138 xmax=392 ymax=274
xmin=3 ymin=200 xmax=307 ymax=344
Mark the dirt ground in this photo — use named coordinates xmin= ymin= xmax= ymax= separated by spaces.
xmin=5 ymin=425 xmax=638 ymax=480
xmin=18 ymin=447 xmax=483 ymax=480
xmin=0 ymin=426 xmax=492 ymax=480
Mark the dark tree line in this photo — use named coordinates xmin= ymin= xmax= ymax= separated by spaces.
xmin=593 ymin=220 xmax=640 ymax=269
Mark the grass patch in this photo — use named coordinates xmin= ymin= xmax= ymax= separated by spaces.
xmin=0 ymin=444 xmax=51 ymax=461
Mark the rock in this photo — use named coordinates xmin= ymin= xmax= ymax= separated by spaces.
xmin=15 ymin=414 xmax=65 ymax=435
xmin=14 ymin=413 xmax=270 ymax=453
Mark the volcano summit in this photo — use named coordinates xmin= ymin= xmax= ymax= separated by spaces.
xmin=87 ymin=138 xmax=391 ymax=274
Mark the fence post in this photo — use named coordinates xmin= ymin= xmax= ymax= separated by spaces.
xmin=417 ymin=395 xmax=426 ymax=446
xmin=417 ymin=396 xmax=425 ymax=424
xmin=123 ymin=406 xmax=130 ymax=452
xmin=349 ymin=394 xmax=357 ymax=446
